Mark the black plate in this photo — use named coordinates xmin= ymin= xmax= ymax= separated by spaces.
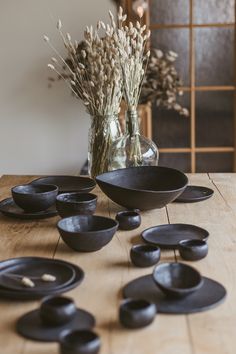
xmin=17 ymin=308 xmax=95 ymax=342
xmin=174 ymin=186 xmax=214 ymax=203
xmin=0 ymin=198 xmax=58 ymax=220
xmin=0 ymin=258 xmax=84 ymax=300
xmin=0 ymin=258 xmax=76 ymax=292
xmin=32 ymin=176 xmax=96 ymax=194
xmin=123 ymin=274 xmax=226 ymax=314
xmin=142 ymin=223 xmax=209 ymax=249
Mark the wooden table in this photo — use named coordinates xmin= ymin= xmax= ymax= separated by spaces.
xmin=0 ymin=173 xmax=236 ymax=354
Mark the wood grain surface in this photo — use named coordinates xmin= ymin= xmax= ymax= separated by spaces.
xmin=0 ymin=174 xmax=234 ymax=354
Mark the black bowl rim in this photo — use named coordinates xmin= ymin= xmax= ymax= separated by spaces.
xmin=120 ymin=298 xmax=155 ymax=312
xmin=56 ymin=192 xmax=97 ymax=204
xmin=59 ymin=329 xmax=100 ymax=349
xmin=31 ymin=175 xmax=96 ymax=189
xmin=116 ymin=210 xmax=141 ymax=218
xmin=131 ymin=244 xmax=160 ymax=254
xmin=152 ymin=262 xmax=203 ymax=294
xmin=96 ymin=166 xmax=188 ymax=194
xmin=178 ymin=239 xmax=208 ymax=249
xmin=57 ymin=215 xmax=118 ymax=235
xmin=12 ymin=184 xmax=58 ymax=195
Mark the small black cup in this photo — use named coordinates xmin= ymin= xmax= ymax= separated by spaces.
xmin=178 ymin=239 xmax=208 ymax=261
xmin=59 ymin=329 xmax=101 ymax=354
xmin=130 ymin=244 xmax=161 ymax=267
xmin=116 ymin=210 xmax=141 ymax=230
xmin=119 ymin=298 xmax=156 ymax=329
xmin=40 ymin=296 xmax=77 ymax=326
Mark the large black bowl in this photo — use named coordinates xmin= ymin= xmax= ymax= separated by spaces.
xmin=96 ymin=167 xmax=188 ymax=210
xmin=57 ymin=215 xmax=118 ymax=252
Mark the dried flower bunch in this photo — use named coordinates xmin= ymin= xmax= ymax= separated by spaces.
xmin=140 ymin=48 xmax=189 ymax=116
xmin=45 ymin=18 xmax=123 ymax=117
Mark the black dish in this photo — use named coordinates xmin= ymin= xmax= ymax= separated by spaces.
xmin=12 ymin=184 xmax=58 ymax=212
xmin=0 ymin=198 xmax=58 ymax=219
xmin=119 ymin=298 xmax=156 ymax=329
xmin=153 ymin=263 xmax=203 ymax=298
xmin=32 ymin=176 xmax=96 ymax=194
xmin=175 ymin=185 xmax=214 ymax=203
xmin=0 ymin=258 xmax=84 ymax=300
xmin=0 ymin=258 xmax=76 ymax=292
xmin=96 ymin=166 xmax=188 ymax=210
xmin=59 ymin=330 xmax=101 ymax=354
xmin=40 ymin=296 xmax=77 ymax=326
xmin=123 ymin=274 xmax=227 ymax=314
xmin=57 ymin=215 xmax=118 ymax=252
xmin=116 ymin=210 xmax=141 ymax=230
xmin=17 ymin=308 xmax=95 ymax=342
xmin=130 ymin=244 xmax=161 ymax=268
xmin=178 ymin=239 xmax=208 ymax=261
xmin=142 ymin=223 xmax=209 ymax=249
xmin=56 ymin=193 xmax=97 ymax=218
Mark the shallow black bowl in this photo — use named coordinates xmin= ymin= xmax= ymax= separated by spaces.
xmin=130 ymin=244 xmax=161 ymax=268
xmin=32 ymin=176 xmax=96 ymax=194
xmin=59 ymin=329 xmax=101 ymax=354
xmin=119 ymin=298 xmax=156 ymax=329
xmin=153 ymin=263 xmax=203 ymax=298
xmin=96 ymin=166 xmax=188 ymax=210
xmin=178 ymin=239 xmax=208 ymax=261
xmin=40 ymin=296 xmax=77 ymax=326
xmin=12 ymin=184 xmax=58 ymax=212
xmin=116 ymin=210 xmax=141 ymax=230
xmin=57 ymin=215 xmax=118 ymax=252
xmin=56 ymin=193 xmax=97 ymax=218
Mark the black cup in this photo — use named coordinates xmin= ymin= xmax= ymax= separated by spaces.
xmin=116 ymin=210 xmax=141 ymax=230
xmin=59 ymin=329 xmax=101 ymax=354
xmin=119 ymin=298 xmax=156 ymax=329
xmin=40 ymin=296 xmax=77 ymax=326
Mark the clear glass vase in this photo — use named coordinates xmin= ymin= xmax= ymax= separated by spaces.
xmin=108 ymin=109 xmax=159 ymax=170
xmin=88 ymin=114 xmax=122 ymax=178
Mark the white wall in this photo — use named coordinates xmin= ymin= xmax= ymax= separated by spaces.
xmin=0 ymin=0 xmax=115 ymax=175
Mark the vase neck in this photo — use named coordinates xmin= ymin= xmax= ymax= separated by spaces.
xmin=126 ymin=110 xmax=140 ymax=136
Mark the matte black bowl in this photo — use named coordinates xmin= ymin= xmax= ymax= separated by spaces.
xmin=153 ymin=263 xmax=203 ymax=298
xmin=96 ymin=166 xmax=188 ymax=210
xmin=57 ymin=215 xmax=118 ymax=252
xmin=32 ymin=176 xmax=96 ymax=194
xmin=12 ymin=184 xmax=58 ymax=212
xmin=116 ymin=210 xmax=141 ymax=230
xmin=119 ymin=298 xmax=156 ymax=329
xmin=178 ymin=239 xmax=208 ymax=261
xmin=56 ymin=193 xmax=97 ymax=218
xmin=130 ymin=244 xmax=161 ymax=268
xmin=40 ymin=296 xmax=77 ymax=326
xmin=59 ymin=329 xmax=101 ymax=354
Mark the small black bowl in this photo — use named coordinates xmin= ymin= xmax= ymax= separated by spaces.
xmin=153 ymin=263 xmax=203 ymax=298
xmin=40 ymin=296 xmax=77 ymax=326
xmin=119 ymin=298 xmax=156 ymax=329
xmin=57 ymin=215 xmax=118 ymax=252
xmin=12 ymin=184 xmax=58 ymax=212
xmin=178 ymin=239 xmax=208 ymax=261
xmin=56 ymin=193 xmax=97 ymax=218
xmin=130 ymin=244 xmax=161 ymax=268
xmin=116 ymin=210 xmax=141 ymax=230
xmin=59 ymin=329 xmax=101 ymax=354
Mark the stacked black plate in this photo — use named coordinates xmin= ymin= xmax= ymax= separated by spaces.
xmin=0 ymin=257 xmax=84 ymax=300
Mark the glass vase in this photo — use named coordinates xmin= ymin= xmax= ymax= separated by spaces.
xmin=88 ymin=114 xmax=122 ymax=178
xmin=108 ymin=109 xmax=159 ymax=170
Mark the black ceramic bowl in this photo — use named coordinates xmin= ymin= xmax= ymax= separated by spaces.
xmin=96 ymin=166 xmax=188 ymax=210
xmin=32 ymin=176 xmax=96 ymax=194
xmin=153 ymin=263 xmax=203 ymax=298
xmin=59 ymin=330 xmax=101 ymax=354
xmin=130 ymin=244 xmax=161 ymax=268
xmin=178 ymin=239 xmax=208 ymax=261
xmin=12 ymin=184 xmax=58 ymax=212
xmin=57 ymin=215 xmax=118 ymax=252
xmin=119 ymin=298 xmax=156 ymax=329
xmin=56 ymin=193 xmax=97 ymax=218
xmin=116 ymin=210 xmax=141 ymax=230
xmin=40 ymin=296 xmax=77 ymax=326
